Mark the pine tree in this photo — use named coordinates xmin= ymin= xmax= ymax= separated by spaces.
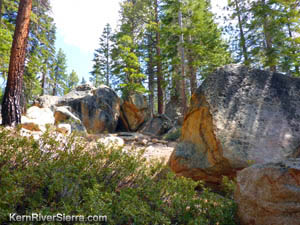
xmin=65 ymin=70 xmax=79 ymax=93
xmin=81 ymin=77 xmax=87 ymax=85
xmin=1 ymin=0 xmax=32 ymax=126
xmin=112 ymin=34 xmax=146 ymax=97
xmin=112 ymin=0 xmax=147 ymax=98
xmin=51 ymin=48 xmax=68 ymax=96
xmin=90 ymin=23 xmax=114 ymax=87
xmin=161 ymin=0 xmax=231 ymax=97
xmin=226 ymin=0 xmax=299 ymax=75
xmin=227 ymin=0 xmax=250 ymax=66
xmin=1 ymin=0 xmax=56 ymax=100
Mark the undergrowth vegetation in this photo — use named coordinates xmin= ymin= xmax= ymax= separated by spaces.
xmin=0 ymin=127 xmax=237 ymax=225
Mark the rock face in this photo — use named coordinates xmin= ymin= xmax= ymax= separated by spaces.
xmin=235 ymin=159 xmax=300 ymax=225
xmin=63 ymin=85 xmax=121 ymax=133
xmin=165 ymin=98 xmax=184 ymax=125
xmin=21 ymin=106 xmax=55 ymax=132
xmin=141 ymin=114 xmax=173 ymax=136
xmin=169 ymin=65 xmax=300 ymax=183
xmin=30 ymin=84 xmax=121 ymax=134
xmin=33 ymin=95 xmax=61 ymax=110
xmin=120 ymin=94 xmax=149 ymax=131
xmin=54 ymin=106 xmax=86 ymax=132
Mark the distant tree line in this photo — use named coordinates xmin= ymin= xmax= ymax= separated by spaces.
xmin=90 ymin=0 xmax=299 ymax=116
xmin=0 ymin=0 xmax=79 ymax=109
xmin=1 ymin=0 xmax=299 ymax=126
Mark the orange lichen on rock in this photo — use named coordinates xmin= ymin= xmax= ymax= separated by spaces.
xmin=121 ymin=101 xmax=146 ymax=131
xmin=169 ymin=94 xmax=235 ymax=184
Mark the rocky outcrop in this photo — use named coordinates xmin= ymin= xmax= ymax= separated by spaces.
xmin=32 ymin=84 xmax=121 ymax=134
xmin=119 ymin=93 xmax=149 ymax=131
xmin=235 ymin=159 xmax=300 ymax=225
xmin=54 ymin=106 xmax=86 ymax=132
xmin=141 ymin=114 xmax=173 ymax=136
xmin=21 ymin=106 xmax=55 ymax=132
xmin=169 ymin=65 xmax=300 ymax=183
xmin=63 ymin=85 xmax=121 ymax=133
xmin=33 ymin=95 xmax=60 ymax=110
xmin=165 ymin=98 xmax=184 ymax=125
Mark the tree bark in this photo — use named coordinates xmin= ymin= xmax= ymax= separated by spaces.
xmin=178 ymin=4 xmax=187 ymax=114
xmin=147 ymin=34 xmax=154 ymax=117
xmin=1 ymin=0 xmax=33 ymax=126
xmin=106 ymin=32 xmax=110 ymax=86
xmin=287 ymin=22 xmax=299 ymax=75
xmin=155 ymin=0 xmax=164 ymax=114
xmin=234 ymin=0 xmax=249 ymax=66
xmin=41 ymin=71 xmax=46 ymax=95
xmin=187 ymin=36 xmax=197 ymax=95
xmin=0 ymin=0 xmax=3 ymax=27
xmin=261 ymin=0 xmax=276 ymax=72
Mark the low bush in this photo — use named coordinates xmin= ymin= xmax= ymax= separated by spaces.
xmin=0 ymin=127 xmax=237 ymax=225
xmin=163 ymin=128 xmax=181 ymax=141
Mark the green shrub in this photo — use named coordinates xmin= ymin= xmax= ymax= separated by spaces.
xmin=0 ymin=127 xmax=237 ymax=225
xmin=163 ymin=128 xmax=181 ymax=141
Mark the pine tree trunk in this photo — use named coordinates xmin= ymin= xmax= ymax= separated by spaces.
xmin=188 ymin=60 xmax=197 ymax=95
xmin=1 ymin=0 xmax=32 ymax=126
xmin=41 ymin=68 xmax=46 ymax=95
xmin=53 ymin=78 xmax=57 ymax=96
xmin=147 ymin=34 xmax=154 ymax=117
xmin=235 ymin=0 xmax=249 ymax=66
xmin=0 ymin=0 xmax=3 ymax=27
xmin=262 ymin=0 xmax=276 ymax=72
xmin=52 ymin=86 xmax=56 ymax=96
xmin=155 ymin=0 xmax=164 ymax=114
xmin=187 ymin=36 xmax=197 ymax=95
xmin=172 ymin=64 xmax=181 ymax=101
xmin=287 ymin=22 xmax=299 ymax=75
xmin=106 ymin=36 xmax=110 ymax=86
xmin=178 ymin=6 xmax=187 ymax=114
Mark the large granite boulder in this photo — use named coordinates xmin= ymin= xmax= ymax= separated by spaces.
xmin=169 ymin=64 xmax=300 ymax=183
xmin=33 ymin=84 xmax=121 ymax=134
xmin=62 ymin=85 xmax=121 ymax=133
xmin=235 ymin=159 xmax=300 ymax=225
xmin=119 ymin=93 xmax=149 ymax=131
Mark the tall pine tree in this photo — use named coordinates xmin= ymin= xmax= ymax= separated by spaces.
xmin=90 ymin=23 xmax=114 ymax=87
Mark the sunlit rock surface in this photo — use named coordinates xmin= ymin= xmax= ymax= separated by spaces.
xmin=169 ymin=64 xmax=300 ymax=183
xmin=235 ymin=159 xmax=300 ymax=225
xmin=120 ymin=93 xmax=149 ymax=131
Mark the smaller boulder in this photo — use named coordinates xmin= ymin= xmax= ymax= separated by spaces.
xmin=98 ymin=136 xmax=125 ymax=149
xmin=57 ymin=124 xmax=72 ymax=135
xmin=21 ymin=106 xmax=54 ymax=132
xmin=235 ymin=159 xmax=300 ymax=225
xmin=165 ymin=98 xmax=184 ymax=125
xmin=140 ymin=114 xmax=173 ymax=136
xmin=120 ymin=93 xmax=149 ymax=131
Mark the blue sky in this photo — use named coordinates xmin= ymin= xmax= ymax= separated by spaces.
xmin=50 ymin=0 xmax=225 ymax=83
xmin=51 ymin=0 xmax=121 ymax=82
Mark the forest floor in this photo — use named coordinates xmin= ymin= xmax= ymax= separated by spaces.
xmin=87 ymin=132 xmax=176 ymax=164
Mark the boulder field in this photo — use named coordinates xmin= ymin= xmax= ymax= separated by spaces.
xmin=30 ymin=84 xmax=174 ymax=136
xmin=169 ymin=64 xmax=300 ymax=184
xmin=34 ymin=84 xmax=120 ymax=133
